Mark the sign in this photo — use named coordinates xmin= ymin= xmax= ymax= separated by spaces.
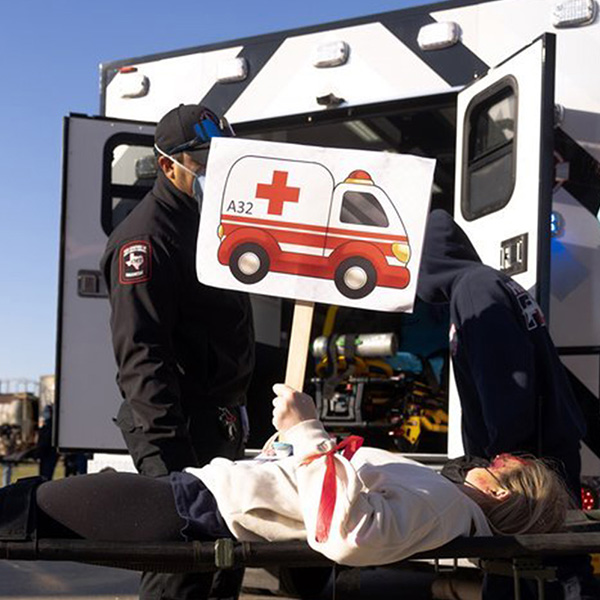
xmin=197 ymin=138 xmax=435 ymax=312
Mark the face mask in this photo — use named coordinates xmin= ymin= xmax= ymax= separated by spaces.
xmin=192 ymin=174 xmax=206 ymax=206
xmin=154 ymin=144 xmax=205 ymax=205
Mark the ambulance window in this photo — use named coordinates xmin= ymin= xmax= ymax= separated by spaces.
xmin=341 ymin=191 xmax=389 ymax=227
xmin=462 ymin=79 xmax=517 ymax=221
xmin=101 ymin=133 xmax=156 ymax=235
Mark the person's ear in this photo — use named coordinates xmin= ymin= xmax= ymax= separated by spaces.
xmin=491 ymin=487 xmax=511 ymax=502
xmin=158 ymin=155 xmax=175 ymax=180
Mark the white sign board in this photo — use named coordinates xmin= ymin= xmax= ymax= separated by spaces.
xmin=197 ymin=138 xmax=435 ymax=312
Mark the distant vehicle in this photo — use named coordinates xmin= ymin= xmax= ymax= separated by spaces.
xmin=0 ymin=393 xmax=38 ymax=457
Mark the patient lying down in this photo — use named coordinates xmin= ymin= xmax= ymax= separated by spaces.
xmin=0 ymin=385 xmax=571 ymax=567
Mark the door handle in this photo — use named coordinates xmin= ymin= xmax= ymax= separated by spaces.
xmin=500 ymin=233 xmax=528 ymax=276
xmin=77 ymin=270 xmax=108 ymax=298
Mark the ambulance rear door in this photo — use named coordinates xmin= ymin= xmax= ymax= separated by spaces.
xmin=56 ymin=115 xmax=156 ymax=451
xmin=448 ymin=34 xmax=556 ymax=456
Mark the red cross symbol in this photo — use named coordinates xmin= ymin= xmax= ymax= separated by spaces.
xmin=255 ymin=170 xmax=300 ymax=215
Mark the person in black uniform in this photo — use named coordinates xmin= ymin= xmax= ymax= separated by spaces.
xmin=417 ymin=209 xmax=597 ymax=600
xmin=36 ymin=405 xmax=58 ymax=481
xmin=101 ymin=104 xmax=255 ymax=600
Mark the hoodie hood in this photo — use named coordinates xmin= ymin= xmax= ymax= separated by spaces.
xmin=416 ymin=209 xmax=482 ymax=304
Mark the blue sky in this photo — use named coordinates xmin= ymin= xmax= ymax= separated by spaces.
xmin=0 ymin=0 xmax=432 ymax=385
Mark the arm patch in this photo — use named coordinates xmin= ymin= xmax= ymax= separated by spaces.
xmin=119 ymin=241 xmax=152 ymax=284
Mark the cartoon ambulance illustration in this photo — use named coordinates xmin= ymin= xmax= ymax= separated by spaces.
xmin=217 ymin=156 xmax=411 ymax=299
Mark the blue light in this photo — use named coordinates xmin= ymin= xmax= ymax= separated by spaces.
xmin=551 ymin=211 xmax=565 ymax=238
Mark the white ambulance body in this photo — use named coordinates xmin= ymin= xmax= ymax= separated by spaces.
xmin=57 ymin=0 xmax=600 ymax=484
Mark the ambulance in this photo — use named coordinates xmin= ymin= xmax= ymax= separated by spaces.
xmin=55 ymin=0 xmax=600 ymax=505
xmin=217 ymin=158 xmax=411 ymax=299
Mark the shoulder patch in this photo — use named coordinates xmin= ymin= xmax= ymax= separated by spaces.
xmin=505 ymin=280 xmax=546 ymax=330
xmin=119 ymin=241 xmax=152 ymax=284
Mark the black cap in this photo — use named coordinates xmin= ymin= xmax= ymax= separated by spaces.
xmin=154 ymin=104 xmax=230 ymax=163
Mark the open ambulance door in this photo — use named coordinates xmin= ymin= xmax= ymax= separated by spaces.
xmin=448 ymin=34 xmax=556 ymax=457
xmin=56 ymin=115 xmax=156 ymax=451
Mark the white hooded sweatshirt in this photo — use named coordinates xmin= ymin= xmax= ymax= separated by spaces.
xmin=186 ymin=419 xmax=491 ymax=567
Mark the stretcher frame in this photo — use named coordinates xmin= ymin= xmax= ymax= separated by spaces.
xmin=2 ymin=531 xmax=599 ymax=600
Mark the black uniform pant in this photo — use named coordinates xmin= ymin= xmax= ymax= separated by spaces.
xmin=120 ymin=405 xmax=246 ymax=600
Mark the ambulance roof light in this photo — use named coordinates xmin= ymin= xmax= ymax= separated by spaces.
xmin=313 ymin=41 xmax=350 ymax=68
xmin=417 ymin=22 xmax=461 ymax=51
xmin=114 ymin=69 xmax=150 ymax=99
xmin=552 ymin=0 xmax=597 ymax=27
xmin=217 ymin=57 xmax=248 ymax=83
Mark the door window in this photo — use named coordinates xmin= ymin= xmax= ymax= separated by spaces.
xmin=340 ymin=190 xmax=389 ymax=227
xmin=462 ymin=79 xmax=517 ymax=221
xmin=101 ymin=133 xmax=155 ymax=235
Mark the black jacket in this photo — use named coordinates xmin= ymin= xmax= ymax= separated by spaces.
xmin=417 ymin=210 xmax=585 ymax=460
xmin=101 ymin=171 xmax=255 ymax=473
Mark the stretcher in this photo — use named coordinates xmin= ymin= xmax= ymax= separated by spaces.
xmin=2 ymin=523 xmax=600 ymax=600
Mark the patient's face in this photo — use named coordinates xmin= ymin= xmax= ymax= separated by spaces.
xmin=464 ymin=467 xmax=500 ymax=492
xmin=464 ymin=454 xmax=524 ymax=498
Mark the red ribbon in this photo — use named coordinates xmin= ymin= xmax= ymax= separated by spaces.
xmin=301 ymin=435 xmax=364 ymax=543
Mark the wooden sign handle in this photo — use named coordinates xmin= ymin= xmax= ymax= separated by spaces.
xmin=284 ymin=300 xmax=315 ymax=391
